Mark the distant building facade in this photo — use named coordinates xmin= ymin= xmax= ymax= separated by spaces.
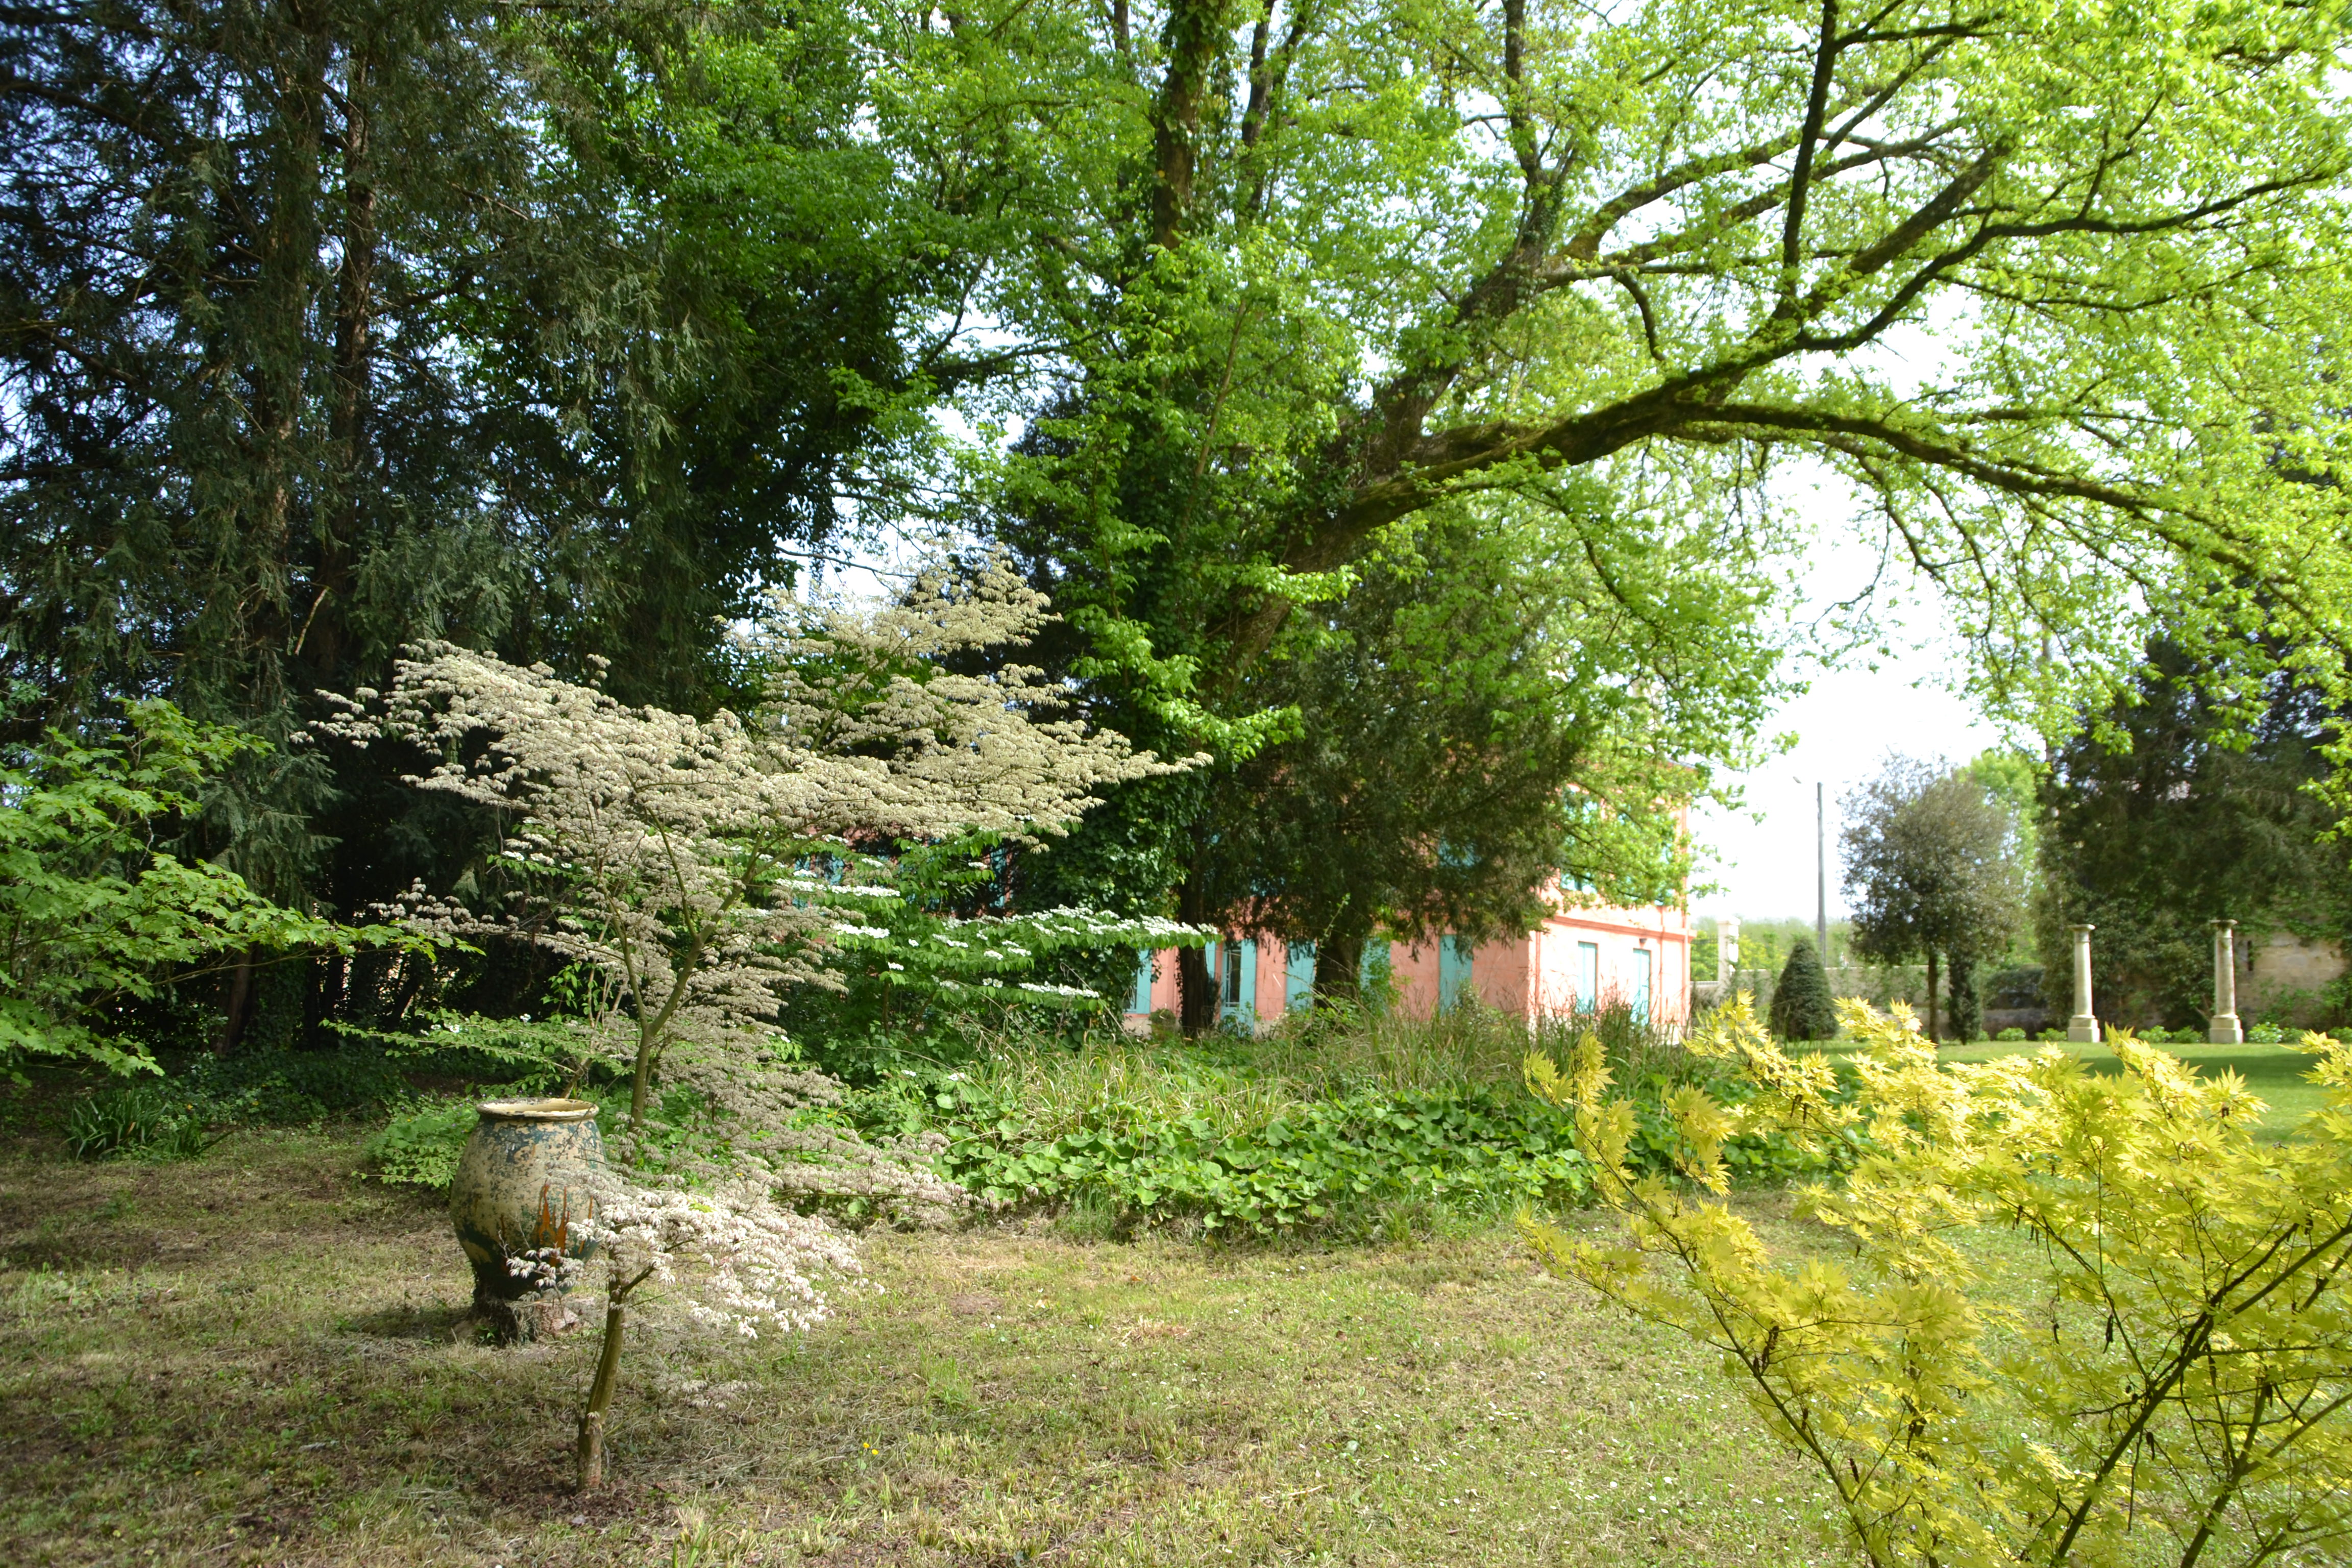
xmin=1124 ymin=883 xmax=1693 ymax=1033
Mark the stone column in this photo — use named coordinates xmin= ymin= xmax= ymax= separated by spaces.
xmin=2208 ymin=920 xmax=2243 ymax=1045
xmin=2067 ymin=923 xmax=2100 ymax=1044
xmin=1720 ymin=916 xmax=1741 ymax=978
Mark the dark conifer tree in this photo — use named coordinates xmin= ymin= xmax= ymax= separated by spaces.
xmin=1768 ymin=938 xmax=1837 ymax=1044
xmin=2037 ymin=640 xmax=2352 ymax=1029
xmin=0 ymin=0 xmax=977 ymax=1045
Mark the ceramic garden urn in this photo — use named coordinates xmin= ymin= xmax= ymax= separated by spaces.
xmin=448 ymin=1097 xmax=604 ymax=1340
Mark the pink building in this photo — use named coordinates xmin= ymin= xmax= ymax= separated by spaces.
xmin=1125 ymin=884 xmax=1692 ymax=1034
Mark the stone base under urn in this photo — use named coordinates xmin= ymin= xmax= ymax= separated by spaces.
xmin=476 ymin=1287 xmax=583 ymax=1343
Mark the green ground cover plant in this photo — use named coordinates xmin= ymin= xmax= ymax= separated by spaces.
xmin=60 ymin=1085 xmax=216 ymax=1162
xmin=820 ymin=1003 xmax=1839 ymax=1239
xmin=345 ymin=998 xmax=1846 ymax=1239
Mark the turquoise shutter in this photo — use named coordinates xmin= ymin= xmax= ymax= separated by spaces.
xmin=1439 ymin=936 xmax=1473 ymax=1012
xmin=1286 ymin=942 xmax=1315 ymax=1010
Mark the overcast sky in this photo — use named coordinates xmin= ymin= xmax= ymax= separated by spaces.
xmin=1690 ymin=653 xmax=2006 ymax=923
xmin=1689 ymin=469 xmax=2008 ymax=923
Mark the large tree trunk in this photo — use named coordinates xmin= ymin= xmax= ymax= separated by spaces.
xmin=1175 ymin=873 xmax=1219 ymax=1035
xmin=1312 ymin=910 xmax=1371 ymax=1004
xmin=1147 ymin=0 xmax=1230 ymax=249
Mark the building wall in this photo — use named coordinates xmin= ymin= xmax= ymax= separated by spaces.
xmin=1125 ymin=891 xmax=1693 ymax=1033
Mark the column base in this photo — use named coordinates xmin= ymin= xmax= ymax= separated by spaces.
xmin=2067 ymin=1015 xmax=2101 ymax=1044
xmin=2208 ymin=1013 xmax=2243 ymax=1045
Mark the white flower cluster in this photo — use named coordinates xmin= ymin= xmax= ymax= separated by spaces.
xmin=742 ymin=564 xmax=1208 ymax=842
xmin=760 ymin=1125 xmax=978 ymax=1226
xmin=514 ymin=1167 xmax=862 ymax=1337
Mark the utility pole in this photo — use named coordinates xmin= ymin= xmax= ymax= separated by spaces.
xmin=1815 ymin=781 xmax=1828 ymax=962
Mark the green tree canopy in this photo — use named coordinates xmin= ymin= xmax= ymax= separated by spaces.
xmin=901 ymin=0 xmax=2352 ymax=715
xmin=1842 ymin=755 xmax=2024 ymax=1041
xmin=887 ymin=0 xmax=2352 ymax=1016
xmin=1148 ymin=481 xmax=1780 ymax=1020
xmin=0 ymin=0 xmax=985 ymax=1044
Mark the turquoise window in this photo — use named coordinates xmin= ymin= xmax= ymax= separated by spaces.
xmin=1574 ymin=942 xmax=1600 ymax=1011
xmin=1439 ymin=936 xmax=1473 ymax=1011
xmin=1221 ymin=939 xmax=1257 ymax=1024
xmin=1130 ymin=950 xmax=1154 ymax=1013
xmin=1632 ymin=947 xmax=1653 ymax=1025
xmin=1286 ymin=942 xmax=1315 ymax=1010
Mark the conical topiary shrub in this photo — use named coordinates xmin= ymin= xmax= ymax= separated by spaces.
xmin=1768 ymin=937 xmax=1838 ymax=1043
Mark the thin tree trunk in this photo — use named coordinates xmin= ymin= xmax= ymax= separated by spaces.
xmin=1175 ymin=871 xmax=1219 ymax=1035
xmin=576 ymin=1295 xmax=628 ymax=1490
xmin=1925 ymin=948 xmax=1940 ymax=1044
xmin=1177 ymin=945 xmax=1217 ymax=1035
xmin=311 ymin=42 xmax=375 ymax=687
xmin=215 ymin=949 xmax=260 ymax=1054
xmin=247 ymin=10 xmax=329 ymax=706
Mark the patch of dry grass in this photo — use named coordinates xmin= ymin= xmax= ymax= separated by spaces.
xmin=0 ymin=1130 xmax=1848 ymax=1566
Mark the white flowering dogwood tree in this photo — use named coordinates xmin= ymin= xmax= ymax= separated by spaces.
xmin=324 ymin=564 xmax=1202 ymax=1486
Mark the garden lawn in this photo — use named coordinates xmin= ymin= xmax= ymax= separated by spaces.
xmin=0 ymin=1129 xmax=1851 ymax=1567
xmin=1837 ymin=1036 xmax=2332 ymax=1141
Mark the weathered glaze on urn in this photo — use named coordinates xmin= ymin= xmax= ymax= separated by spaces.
xmin=448 ymin=1097 xmax=603 ymax=1315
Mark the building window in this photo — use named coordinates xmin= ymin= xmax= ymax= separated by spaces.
xmin=1286 ymin=943 xmax=1315 ymax=1011
xmin=1131 ymin=950 xmax=1154 ymax=1014
xmin=1632 ymin=947 xmax=1653 ymax=1025
xmin=1575 ymin=942 xmax=1600 ymax=1011
xmin=1222 ymin=939 xmax=1256 ymax=1024
xmin=1439 ymin=936 xmax=1473 ymax=1011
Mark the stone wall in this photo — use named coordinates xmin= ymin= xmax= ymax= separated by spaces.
xmin=2246 ymin=931 xmax=2347 ymax=1026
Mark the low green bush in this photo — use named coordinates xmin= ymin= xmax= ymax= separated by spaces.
xmin=839 ymin=1001 xmax=1847 ymax=1238
xmin=1994 ymin=1026 xmax=2027 ymax=1042
xmin=2249 ymin=1021 xmax=2286 ymax=1044
xmin=931 ymin=1080 xmax=1594 ymax=1235
xmin=364 ymin=1097 xmax=484 ymax=1190
xmin=64 ymin=1084 xmax=216 ymax=1160
xmin=169 ymin=1046 xmax=416 ymax=1125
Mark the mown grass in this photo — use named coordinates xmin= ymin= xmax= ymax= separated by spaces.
xmin=1803 ymin=1033 xmax=2333 ymax=1141
xmin=0 ymin=1127 xmax=1853 ymax=1567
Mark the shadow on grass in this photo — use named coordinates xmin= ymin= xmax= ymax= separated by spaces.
xmin=337 ymin=1301 xmax=476 ymax=1342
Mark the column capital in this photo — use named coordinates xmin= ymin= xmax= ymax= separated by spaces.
xmin=2209 ymin=918 xmax=2237 ymax=932
xmin=2069 ymin=922 xmax=2096 ymax=936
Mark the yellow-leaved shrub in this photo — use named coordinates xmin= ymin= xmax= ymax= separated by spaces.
xmin=1523 ymin=994 xmax=2352 ymax=1568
